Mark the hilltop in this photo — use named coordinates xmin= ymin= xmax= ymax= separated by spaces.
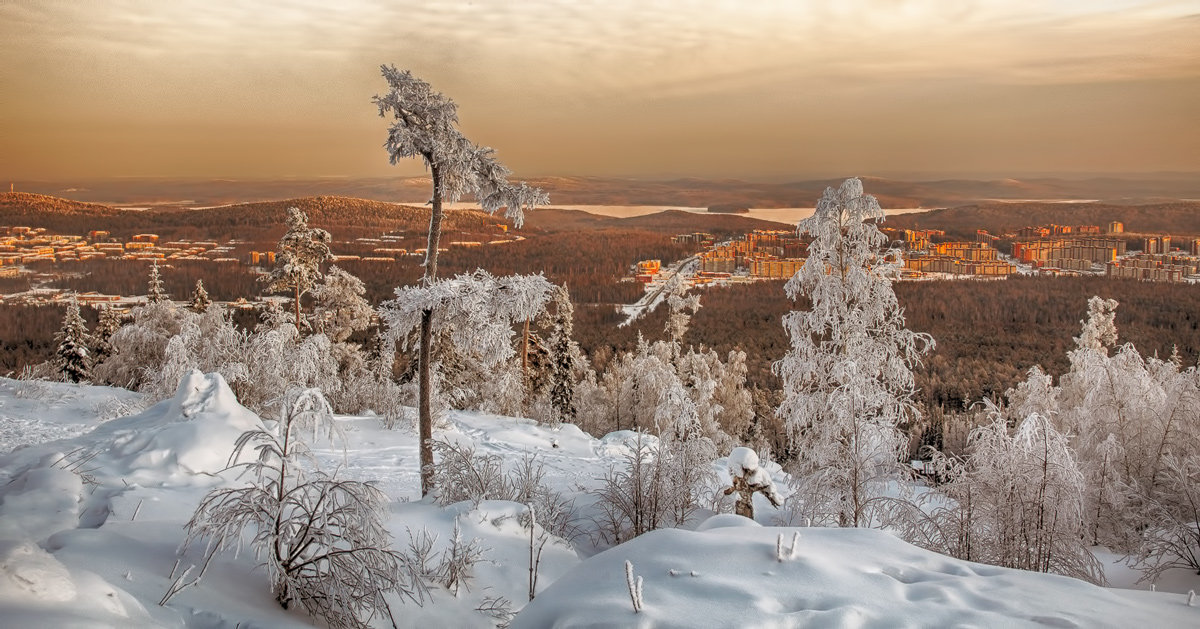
xmin=0 ymin=192 xmax=793 ymax=241
xmin=0 ymin=192 xmax=502 ymax=242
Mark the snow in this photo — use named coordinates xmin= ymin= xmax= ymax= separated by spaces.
xmin=513 ymin=522 xmax=1200 ymax=629
xmin=0 ymin=374 xmax=1197 ymax=627
xmin=727 ymin=445 xmax=759 ymax=476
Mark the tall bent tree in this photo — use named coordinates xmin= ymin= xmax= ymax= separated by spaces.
xmin=374 ymin=65 xmax=547 ymax=495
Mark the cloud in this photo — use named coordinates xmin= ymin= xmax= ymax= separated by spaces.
xmin=1 ymin=0 xmax=1197 ymax=178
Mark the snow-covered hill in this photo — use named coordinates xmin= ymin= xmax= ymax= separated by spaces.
xmin=0 ymin=375 xmax=1197 ymax=627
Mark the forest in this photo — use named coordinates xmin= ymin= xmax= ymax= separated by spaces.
xmin=9 ymin=175 xmax=1200 ymax=628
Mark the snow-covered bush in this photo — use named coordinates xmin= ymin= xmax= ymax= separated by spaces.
xmin=94 ymin=299 xmax=188 ymax=390
xmin=1137 ymin=453 xmax=1200 ymax=581
xmin=590 ymin=428 xmax=716 ymax=545
xmin=403 ymin=523 xmax=488 ymax=596
xmin=899 ymin=408 xmax=1102 ymax=584
xmin=182 ymin=388 xmax=422 ymax=628
xmin=430 ymin=439 xmax=577 ymax=540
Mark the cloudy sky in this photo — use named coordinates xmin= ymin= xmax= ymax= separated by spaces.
xmin=2 ymin=1 xmax=1197 ymax=181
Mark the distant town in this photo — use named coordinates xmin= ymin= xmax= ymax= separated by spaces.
xmin=0 ymin=222 xmax=516 ymax=307
xmin=628 ymin=221 xmax=1200 ymax=291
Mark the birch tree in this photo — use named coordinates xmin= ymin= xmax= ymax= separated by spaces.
xmin=774 ymin=177 xmax=933 ymax=527
xmin=374 ymin=66 xmax=547 ymax=495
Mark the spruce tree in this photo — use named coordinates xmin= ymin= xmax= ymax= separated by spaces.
xmin=55 ymin=295 xmax=92 ymax=383
xmin=189 ymin=279 xmax=211 ymax=312
xmin=92 ymin=304 xmax=126 ymax=366
xmin=547 ymin=286 xmax=578 ymax=425
xmin=147 ymin=260 xmax=168 ymax=303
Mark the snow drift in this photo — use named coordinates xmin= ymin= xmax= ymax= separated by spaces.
xmin=511 ymin=517 xmax=1200 ymax=628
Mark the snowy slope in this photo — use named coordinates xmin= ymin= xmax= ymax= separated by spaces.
xmin=0 ymin=373 xmax=1197 ymax=628
xmin=512 ymin=519 xmax=1200 ymax=628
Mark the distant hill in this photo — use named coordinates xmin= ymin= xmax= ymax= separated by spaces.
xmin=0 ymin=192 xmax=504 ymax=242
xmin=7 ymin=190 xmax=1200 ymax=246
xmin=0 ymin=192 xmax=124 ymax=219
xmin=11 ymin=174 xmax=1199 ymax=209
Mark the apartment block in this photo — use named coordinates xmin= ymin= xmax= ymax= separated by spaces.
xmin=1012 ymin=238 xmax=1124 ymax=265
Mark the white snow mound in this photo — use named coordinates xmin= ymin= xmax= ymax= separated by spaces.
xmin=512 ymin=521 xmax=1200 ymax=629
xmin=0 ymin=539 xmax=75 ymax=602
xmin=86 ymin=370 xmax=264 ymax=481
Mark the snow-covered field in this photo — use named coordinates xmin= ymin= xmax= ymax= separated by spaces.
xmin=1 ymin=374 xmax=1197 ymax=627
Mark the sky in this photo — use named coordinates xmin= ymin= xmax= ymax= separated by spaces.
xmin=1 ymin=0 xmax=1198 ymax=181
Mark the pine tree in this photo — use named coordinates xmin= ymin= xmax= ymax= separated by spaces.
xmin=55 ymin=294 xmax=92 ymax=383
xmin=374 ymin=66 xmax=547 ymax=495
xmin=774 ymin=178 xmax=933 ymax=527
xmin=189 ymin=279 xmax=211 ymax=312
xmin=147 ymin=260 xmax=168 ymax=303
xmin=261 ymin=207 xmax=332 ymax=331
xmin=311 ymin=266 xmax=373 ymax=343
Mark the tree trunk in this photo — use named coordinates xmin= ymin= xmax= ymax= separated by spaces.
xmin=418 ymin=308 xmax=435 ymax=495
xmin=294 ymin=283 xmax=302 ymax=331
xmin=521 ymin=318 xmax=531 ymax=377
xmin=418 ymin=164 xmax=445 ymax=496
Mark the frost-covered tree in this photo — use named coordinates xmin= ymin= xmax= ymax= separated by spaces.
xmin=674 ymin=347 xmax=735 ymax=453
xmin=184 ymin=388 xmax=422 ymax=628
xmin=94 ymin=299 xmax=187 ymax=390
xmin=55 ymin=295 xmax=91 ymax=383
xmin=546 ymin=286 xmax=580 ymax=426
xmin=379 ymin=270 xmax=553 ymax=491
xmin=261 ymin=207 xmax=332 ymax=330
xmin=774 ymin=178 xmax=933 ymax=527
xmin=374 ymin=66 xmax=547 ymax=495
xmin=147 ymin=260 xmax=168 ymax=303
xmin=656 ymin=380 xmax=718 ymax=525
xmin=189 ymin=279 xmax=211 ymax=312
xmin=1052 ymin=297 xmax=1200 ymax=558
xmin=712 ymin=350 xmax=754 ymax=443
xmin=662 ymin=272 xmax=700 ymax=349
xmin=311 ymin=266 xmax=373 ymax=343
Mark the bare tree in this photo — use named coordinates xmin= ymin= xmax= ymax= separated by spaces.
xmin=374 ymin=65 xmax=546 ymax=495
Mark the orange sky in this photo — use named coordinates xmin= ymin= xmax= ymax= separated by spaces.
xmin=1 ymin=1 xmax=1197 ymax=181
